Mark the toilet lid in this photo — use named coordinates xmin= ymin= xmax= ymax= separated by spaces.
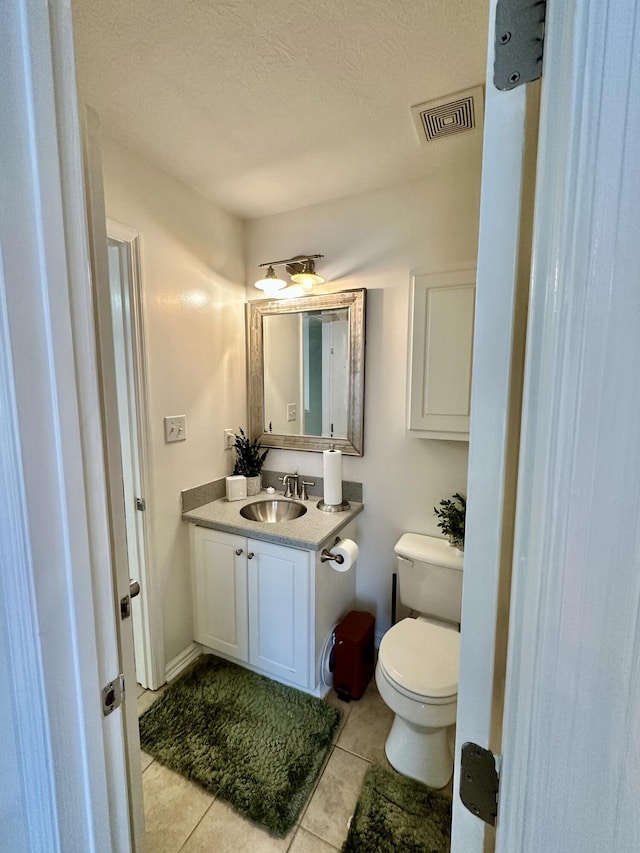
xmin=379 ymin=618 xmax=460 ymax=699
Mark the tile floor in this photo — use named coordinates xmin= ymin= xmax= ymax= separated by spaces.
xmin=136 ymin=670 xmax=399 ymax=852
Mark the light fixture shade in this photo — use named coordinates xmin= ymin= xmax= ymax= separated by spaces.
xmin=255 ymin=265 xmax=287 ymax=292
xmin=290 ymin=258 xmax=325 ymax=289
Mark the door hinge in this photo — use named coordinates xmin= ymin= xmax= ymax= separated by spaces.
xmin=459 ymin=742 xmax=501 ymax=826
xmin=494 ymin=0 xmax=546 ymax=91
xmin=102 ymin=674 xmax=125 ymax=716
xmin=120 ymin=594 xmax=131 ymax=619
xmin=135 ymin=496 xmax=146 ymax=511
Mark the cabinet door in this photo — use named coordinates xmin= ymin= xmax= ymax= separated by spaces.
xmin=192 ymin=526 xmax=248 ymax=661
xmin=408 ymin=269 xmax=476 ymax=440
xmin=247 ymin=539 xmax=309 ymax=688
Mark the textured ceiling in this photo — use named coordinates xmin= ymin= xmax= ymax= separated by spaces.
xmin=72 ymin=0 xmax=488 ymax=219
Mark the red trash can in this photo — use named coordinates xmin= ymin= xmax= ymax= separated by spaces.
xmin=333 ymin=610 xmax=375 ymax=701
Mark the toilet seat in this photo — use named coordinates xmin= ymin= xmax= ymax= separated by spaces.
xmin=379 ymin=618 xmax=459 ymax=702
xmin=377 ymin=658 xmax=456 ymax=707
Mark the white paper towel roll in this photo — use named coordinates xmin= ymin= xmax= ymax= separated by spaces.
xmin=323 ymin=448 xmax=343 ymax=506
xmin=328 ymin=538 xmax=359 ymax=572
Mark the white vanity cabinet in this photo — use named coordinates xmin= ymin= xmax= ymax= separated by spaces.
xmin=191 ymin=527 xmax=249 ymax=661
xmin=189 ymin=520 xmax=357 ymax=696
xmin=191 ymin=526 xmax=311 ymax=689
xmin=407 ymin=268 xmax=476 ymax=441
xmin=247 ymin=539 xmax=309 ymax=688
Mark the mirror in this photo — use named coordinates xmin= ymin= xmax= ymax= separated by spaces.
xmin=247 ymin=289 xmax=366 ymax=455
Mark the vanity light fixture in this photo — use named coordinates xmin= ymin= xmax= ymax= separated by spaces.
xmin=255 ymin=254 xmax=325 ymax=293
xmin=254 ymin=265 xmax=288 ymax=294
xmin=289 ymin=257 xmax=324 ymax=291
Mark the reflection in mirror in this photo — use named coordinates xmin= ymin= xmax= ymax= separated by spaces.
xmin=263 ymin=308 xmax=349 ymax=438
xmin=248 ymin=289 xmax=366 ymax=455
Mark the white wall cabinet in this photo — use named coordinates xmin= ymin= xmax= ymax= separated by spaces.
xmin=407 ymin=268 xmax=476 ymax=441
xmin=190 ymin=523 xmax=356 ymax=695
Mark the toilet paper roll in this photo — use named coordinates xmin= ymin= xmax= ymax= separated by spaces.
xmin=328 ymin=538 xmax=359 ymax=572
xmin=323 ymin=448 xmax=343 ymax=506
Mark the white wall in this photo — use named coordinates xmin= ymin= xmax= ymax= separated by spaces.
xmin=246 ymin=168 xmax=481 ymax=634
xmin=101 ymin=137 xmax=246 ymax=663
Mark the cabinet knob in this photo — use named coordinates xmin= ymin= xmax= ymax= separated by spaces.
xmin=247 ymin=552 xmax=255 ymax=560
xmin=235 ymin=548 xmax=243 ymax=556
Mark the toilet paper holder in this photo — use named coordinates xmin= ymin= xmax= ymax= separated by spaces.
xmin=321 ymin=537 xmax=344 ymax=564
xmin=321 ymin=548 xmax=344 ymax=564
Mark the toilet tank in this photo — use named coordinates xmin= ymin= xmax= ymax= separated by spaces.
xmin=395 ymin=533 xmax=464 ymax=624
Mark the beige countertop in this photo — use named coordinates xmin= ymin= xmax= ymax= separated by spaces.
xmin=182 ymin=491 xmax=363 ymax=551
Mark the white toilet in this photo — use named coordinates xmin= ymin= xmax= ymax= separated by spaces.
xmin=376 ymin=533 xmax=463 ymax=788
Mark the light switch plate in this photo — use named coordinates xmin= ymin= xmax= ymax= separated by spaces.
xmin=287 ymin=403 xmax=296 ymax=422
xmin=164 ymin=415 xmax=186 ymax=443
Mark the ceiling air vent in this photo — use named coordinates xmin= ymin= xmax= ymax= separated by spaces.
xmin=411 ymin=86 xmax=484 ymax=145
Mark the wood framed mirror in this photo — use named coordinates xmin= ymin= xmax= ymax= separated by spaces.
xmin=247 ymin=289 xmax=366 ymax=455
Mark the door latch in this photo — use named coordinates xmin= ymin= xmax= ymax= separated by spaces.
xmin=459 ymin=742 xmax=500 ymax=826
xmin=120 ymin=579 xmax=141 ymax=619
xmin=102 ymin=674 xmax=125 ymax=716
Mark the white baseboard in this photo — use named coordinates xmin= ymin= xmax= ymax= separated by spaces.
xmin=165 ymin=642 xmax=203 ymax=682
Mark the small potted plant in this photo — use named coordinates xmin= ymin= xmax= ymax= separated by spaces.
xmin=232 ymin=427 xmax=269 ymax=496
xmin=434 ymin=492 xmax=466 ymax=551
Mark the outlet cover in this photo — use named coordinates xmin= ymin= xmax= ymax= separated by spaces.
xmin=164 ymin=415 xmax=186 ymax=443
xmin=224 ymin=428 xmax=235 ymax=449
xmin=287 ymin=403 xmax=296 ymax=422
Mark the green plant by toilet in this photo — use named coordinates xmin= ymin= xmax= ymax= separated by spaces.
xmin=434 ymin=492 xmax=466 ymax=549
xmin=232 ymin=427 xmax=269 ymax=477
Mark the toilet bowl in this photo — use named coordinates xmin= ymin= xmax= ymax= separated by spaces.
xmin=376 ymin=616 xmax=460 ymax=788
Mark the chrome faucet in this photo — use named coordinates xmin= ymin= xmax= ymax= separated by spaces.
xmin=279 ymin=472 xmax=299 ymax=499
xmin=278 ymin=473 xmax=315 ymax=500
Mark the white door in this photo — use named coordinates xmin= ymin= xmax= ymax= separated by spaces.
xmin=454 ymin=1 xmax=640 ymax=851
xmin=321 ymin=316 xmax=349 ymax=438
xmin=106 ymin=223 xmax=164 ymax=690
xmin=107 ymin=234 xmax=148 ymax=684
xmin=82 ymin=108 xmax=145 ymax=849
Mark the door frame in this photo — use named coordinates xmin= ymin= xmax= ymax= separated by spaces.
xmin=1 ymin=0 xmax=133 ymax=848
xmin=451 ymin=0 xmax=531 ymax=846
xmin=106 ymin=220 xmax=165 ymax=690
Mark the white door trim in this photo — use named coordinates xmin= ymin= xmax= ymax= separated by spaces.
xmin=1 ymin=0 xmax=130 ymax=848
xmin=107 ymin=221 xmax=165 ymax=690
xmin=451 ymin=0 xmax=529 ymax=846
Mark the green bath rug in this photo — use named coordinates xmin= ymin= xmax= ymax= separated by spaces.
xmin=342 ymin=765 xmax=452 ymax=853
xmin=139 ymin=655 xmax=341 ymax=837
